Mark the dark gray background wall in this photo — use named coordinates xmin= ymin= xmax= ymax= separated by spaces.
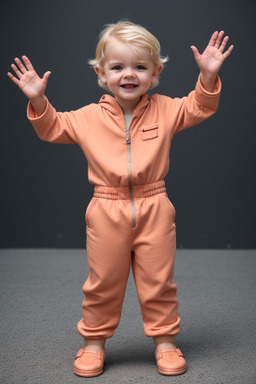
xmin=1 ymin=0 xmax=255 ymax=248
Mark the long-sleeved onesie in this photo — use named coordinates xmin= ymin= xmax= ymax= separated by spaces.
xmin=27 ymin=75 xmax=221 ymax=339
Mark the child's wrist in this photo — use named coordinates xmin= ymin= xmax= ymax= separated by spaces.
xmin=30 ymin=95 xmax=46 ymax=116
xmin=200 ymin=72 xmax=217 ymax=93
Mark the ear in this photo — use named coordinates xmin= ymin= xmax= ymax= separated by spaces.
xmin=151 ymin=65 xmax=163 ymax=84
xmin=94 ymin=66 xmax=106 ymax=84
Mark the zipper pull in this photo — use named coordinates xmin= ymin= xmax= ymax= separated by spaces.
xmin=126 ymin=134 xmax=131 ymax=145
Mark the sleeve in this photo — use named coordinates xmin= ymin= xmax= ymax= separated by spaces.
xmin=170 ymin=74 xmax=222 ymax=135
xmin=27 ymin=98 xmax=92 ymax=144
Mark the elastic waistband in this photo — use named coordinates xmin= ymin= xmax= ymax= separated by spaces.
xmin=94 ymin=180 xmax=166 ymax=200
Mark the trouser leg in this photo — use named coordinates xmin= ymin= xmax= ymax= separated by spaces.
xmin=77 ymin=198 xmax=131 ymax=339
xmin=132 ymin=194 xmax=180 ymax=337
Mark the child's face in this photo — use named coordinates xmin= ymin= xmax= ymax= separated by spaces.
xmin=95 ymin=38 xmax=162 ymax=113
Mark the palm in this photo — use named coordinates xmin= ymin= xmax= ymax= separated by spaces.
xmin=191 ymin=31 xmax=234 ymax=76
xmin=196 ymin=46 xmax=225 ymax=74
xmin=18 ymin=70 xmax=45 ymax=99
xmin=8 ymin=56 xmax=51 ymax=100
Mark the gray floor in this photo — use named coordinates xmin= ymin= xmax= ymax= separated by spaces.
xmin=0 ymin=249 xmax=255 ymax=384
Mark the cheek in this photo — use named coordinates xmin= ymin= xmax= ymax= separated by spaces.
xmin=140 ymin=74 xmax=154 ymax=84
xmin=106 ymin=74 xmax=118 ymax=85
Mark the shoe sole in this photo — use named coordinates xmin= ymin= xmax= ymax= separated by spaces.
xmin=158 ymin=365 xmax=187 ymax=376
xmin=74 ymin=367 xmax=103 ymax=377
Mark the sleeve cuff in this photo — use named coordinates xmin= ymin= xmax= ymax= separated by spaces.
xmin=197 ymin=74 xmax=222 ymax=96
xmin=27 ymin=97 xmax=48 ymax=121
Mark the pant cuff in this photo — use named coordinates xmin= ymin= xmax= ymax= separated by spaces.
xmin=77 ymin=319 xmax=115 ymax=339
xmin=143 ymin=316 xmax=181 ymax=337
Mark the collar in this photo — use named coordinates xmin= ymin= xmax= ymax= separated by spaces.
xmin=98 ymin=93 xmax=150 ymax=118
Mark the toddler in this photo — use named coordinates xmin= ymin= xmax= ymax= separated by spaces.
xmin=8 ymin=21 xmax=233 ymax=377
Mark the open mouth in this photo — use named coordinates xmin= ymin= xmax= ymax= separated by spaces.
xmin=121 ymin=84 xmax=138 ymax=89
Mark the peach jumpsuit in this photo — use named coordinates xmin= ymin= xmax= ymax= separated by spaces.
xmin=27 ymin=75 xmax=221 ymax=339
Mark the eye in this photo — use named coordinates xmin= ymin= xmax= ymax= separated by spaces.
xmin=136 ymin=65 xmax=146 ymax=70
xmin=111 ymin=65 xmax=122 ymax=71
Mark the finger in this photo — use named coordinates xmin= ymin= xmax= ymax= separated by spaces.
xmin=208 ymin=31 xmax=219 ymax=47
xmin=219 ymin=35 xmax=229 ymax=53
xmin=42 ymin=71 xmax=51 ymax=83
xmin=7 ymin=71 xmax=20 ymax=86
xmin=10 ymin=63 xmax=23 ymax=79
xmin=215 ymin=31 xmax=225 ymax=48
xmin=22 ymin=55 xmax=34 ymax=71
xmin=14 ymin=57 xmax=27 ymax=73
xmin=222 ymin=44 xmax=234 ymax=60
xmin=190 ymin=45 xmax=200 ymax=60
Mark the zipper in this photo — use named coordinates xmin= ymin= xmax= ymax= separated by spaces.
xmin=125 ymin=126 xmax=136 ymax=228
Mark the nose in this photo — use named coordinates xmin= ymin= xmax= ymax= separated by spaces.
xmin=123 ymin=69 xmax=135 ymax=79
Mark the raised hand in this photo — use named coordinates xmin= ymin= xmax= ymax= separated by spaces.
xmin=8 ymin=56 xmax=51 ymax=101
xmin=191 ymin=31 xmax=234 ymax=77
xmin=190 ymin=31 xmax=233 ymax=92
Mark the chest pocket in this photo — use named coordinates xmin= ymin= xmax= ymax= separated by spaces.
xmin=140 ymin=124 xmax=158 ymax=141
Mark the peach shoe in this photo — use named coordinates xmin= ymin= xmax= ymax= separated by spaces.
xmin=155 ymin=348 xmax=187 ymax=376
xmin=74 ymin=349 xmax=105 ymax=377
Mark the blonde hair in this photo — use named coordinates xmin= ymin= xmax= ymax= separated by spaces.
xmin=89 ymin=21 xmax=168 ymax=90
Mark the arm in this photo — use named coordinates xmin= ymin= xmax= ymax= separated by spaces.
xmin=26 ymin=98 xmax=91 ymax=144
xmin=167 ymin=74 xmax=222 ymax=135
xmin=191 ymin=31 xmax=234 ymax=92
